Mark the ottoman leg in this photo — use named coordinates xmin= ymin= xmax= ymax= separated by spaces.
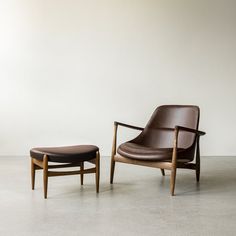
xmin=96 ymin=151 xmax=100 ymax=193
xmin=80 ymin=162 xmax=84 ymax=185
xmin=31 ymin=158 xmax=36 ymax=190
xmin=43 ymin=155 xmax=48 ymax=199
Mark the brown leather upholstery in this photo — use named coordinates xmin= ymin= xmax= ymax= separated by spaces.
xmin=30 ymin=145 xmax=99 ymax=163
xmin=117 ymin=105 xmax=199 ymax=162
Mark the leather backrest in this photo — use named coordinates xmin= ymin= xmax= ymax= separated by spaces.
xmin=134 ymin=105 xmax=200 ymax=149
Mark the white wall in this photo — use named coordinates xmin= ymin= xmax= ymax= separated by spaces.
xmin=0 ymin=0 xmax=236 ymax=156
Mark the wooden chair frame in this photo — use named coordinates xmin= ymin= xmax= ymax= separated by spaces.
xmin=110 ymin=121 xmax=205 ymax=196
xmin=31 ymin=151 xmax=100 ymax=199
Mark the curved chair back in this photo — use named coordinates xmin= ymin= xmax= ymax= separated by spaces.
xmin=134 ymin=105 xmax=200 ymax=151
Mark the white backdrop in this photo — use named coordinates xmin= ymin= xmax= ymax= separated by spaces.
xmin=0 ymin=0 xmax=236 ymax=156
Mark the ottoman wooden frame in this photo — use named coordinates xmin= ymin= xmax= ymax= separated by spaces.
xmin=30 ymin=146 xmax=100 ymax=199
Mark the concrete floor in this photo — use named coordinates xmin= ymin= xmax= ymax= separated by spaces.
xmin=0 ymin=156 xmax=236 ymax=236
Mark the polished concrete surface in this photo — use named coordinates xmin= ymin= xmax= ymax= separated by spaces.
xmin=0 ymin=156 xmax=236 ymax=236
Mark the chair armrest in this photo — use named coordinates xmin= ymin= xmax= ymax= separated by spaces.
xmin=114 ymin=121 xmax=144 ymax=131
xmin=175 ymin=125 xmax=206 ymax=136
xmin=111 ymin=121 xmax=143 ymax=157
xmin=171 ymin=126 xmax=205 ymax=166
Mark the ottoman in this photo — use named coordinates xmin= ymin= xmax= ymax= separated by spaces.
xmin=30 ymin=145 xmax=100 ymax=199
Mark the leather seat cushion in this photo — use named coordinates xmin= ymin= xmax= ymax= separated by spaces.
xmin=30 ymin=145 xmax=99 ymax=163
xmin=117 ymin=142 xmax=186 ymax=162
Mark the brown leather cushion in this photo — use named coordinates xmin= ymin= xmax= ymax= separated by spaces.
xmin=118 ymin=142 xmax=188 ymax=162
xmin=117 ymin=105 xmax=199 ymax=162
xmin=30 ymin=145 xmax=99 ymax=163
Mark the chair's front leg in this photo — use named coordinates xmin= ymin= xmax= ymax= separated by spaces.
xmin=110 ymin=123 xmax=118 ymax=184
xmin=43 ymin=155 xmax=48 ymax=199
xmin=170 ymin=129 xmax=178 ymax=196
xmin=170 ymin=151 xmax=177 ymax=196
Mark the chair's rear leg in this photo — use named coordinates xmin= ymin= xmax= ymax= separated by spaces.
xmin=196 ymin=159 xmax=200 ymax=182
xmin=43 ymin=155 xmax=48 ymax=199
xmin=160 ymin=169 xmax=165 ymax=176
xmin=110 ymin=159 xmax=115 ymax=184
xmin=196 ymin=138 xmax=200 ymax=182
xmin=31 ymin=158 xmax=36 ymax=190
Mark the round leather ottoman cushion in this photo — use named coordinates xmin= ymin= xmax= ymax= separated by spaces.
xmin=30 ymin=145 xmax=99 ymax=163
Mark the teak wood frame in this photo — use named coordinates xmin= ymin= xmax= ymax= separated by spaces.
xmin=31 ymin=151 xmax=100 ymax=199
xmin=110 ymin=121 xmax=205 ymax=196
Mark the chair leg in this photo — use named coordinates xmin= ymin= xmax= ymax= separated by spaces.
xmin=170 ymin=130 xmax=178 ymax=196
xmin=110 ymin=123 xmax=117 ymax=184
xmin=160 ymin=169 xmax=165 ymax=176
xmin=196 ymin=159 xmax=200 ymax=182
xmin=31 ymin=158 xmax=36 ymax=190
xmin=43 ymin=155 xmax=48 ymax=199
xmin=170 ymin=165 xmax=177 ymax=196
xmin=80 ymin=162 xmax=84 ymax=185
xmin=196 ymin=138 xmax=200 ymax=182
xmin=110 ymin=159 xmax=115 ymax=184
xmin=95 ymin=151 xmax=100 ymax=193
xmin=170 ymin=142 xmax=178 ymax=196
